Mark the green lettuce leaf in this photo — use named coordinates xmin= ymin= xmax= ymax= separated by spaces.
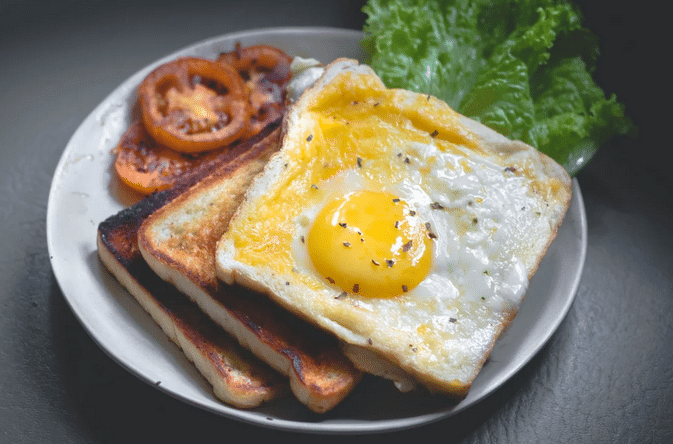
xmin=362 ymin=0 xmax=635 ymax=175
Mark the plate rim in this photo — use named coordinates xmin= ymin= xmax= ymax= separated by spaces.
xmin=46 ymin=26 xmax=587 ymax=435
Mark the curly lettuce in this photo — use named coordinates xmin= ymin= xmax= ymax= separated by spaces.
xmin=362 ymin=0 xmax=635 ymax=175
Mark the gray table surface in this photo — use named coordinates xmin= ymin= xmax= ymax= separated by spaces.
xmin=1 ymin=0 xmax=670 ymax=442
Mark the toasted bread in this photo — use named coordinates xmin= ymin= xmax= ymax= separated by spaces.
xmin=97 ymin=124 xmax=290 ymax=408
xmin=215 ymin=59 xmax=572 ymax=398
xmin=137 ymin=121 xmax=362 ymax=413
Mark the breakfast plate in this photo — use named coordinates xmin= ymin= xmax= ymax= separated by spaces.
xmin=46 ymin=27 xmax=587 ymax=434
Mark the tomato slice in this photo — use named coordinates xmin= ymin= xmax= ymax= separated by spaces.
xmin=217 ymin=43 xmax=292 ymax=84
xmin=217 ymin=44 xmax=292 ymax=139
xmin=112 ymin=120 xmax=222 ymax=194
xmin=138 ymin=57 xmax=250 ymax=153
xmin=114 ymin=46 xmax=294 ymax=194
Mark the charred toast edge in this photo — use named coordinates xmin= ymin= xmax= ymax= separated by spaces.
xmin=96 ymin=228 xmax=286 ymax=408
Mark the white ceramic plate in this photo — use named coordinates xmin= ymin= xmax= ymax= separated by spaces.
xmin=46 ymin=27 xmax=587 ymax=434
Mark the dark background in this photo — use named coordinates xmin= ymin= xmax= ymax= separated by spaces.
xmin=1 ymin=0 xmax=670 ymax=442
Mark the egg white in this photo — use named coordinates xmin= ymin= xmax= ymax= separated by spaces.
xmin=291 ymin=138 xmax=531 ymax=321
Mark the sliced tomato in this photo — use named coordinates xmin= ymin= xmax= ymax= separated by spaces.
xmin=138 ymin=57 xmax=251 ymax=153
xmin=217 ymin=44 xmax=292 ymax=138
xmin=112 ymin=120 xmax=222 ymax=194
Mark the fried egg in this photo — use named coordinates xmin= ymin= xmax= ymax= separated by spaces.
xmin=216 ymin=59 xmax=571 ymax=397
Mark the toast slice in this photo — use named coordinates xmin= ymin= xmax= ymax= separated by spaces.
xmin=215 ymin=59 xmax=572 ymax=399
xmin=97 ymin=123 xmax=289 ymax=408
xmin=137 ymin=122 xmax=361 ymax=413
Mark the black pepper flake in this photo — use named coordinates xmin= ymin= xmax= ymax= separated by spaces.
xmin=338 ymin=222 xmax=347 ymax=228
xmin=284 ymin=162 xmax=288 ymax=168
xmin=409 ymin=210 xmax=416 ymax=216
xmin=326 ymin=277 xmax=335 ymax=284
xmin=402 ymin=240 xmax=413 ymax=252
xmin=397 ymin=152 xmax=403 ymax=158
xmin=353 ymin=283 xmax=360 ymax=293
xmin=412 ymin=347 xmax=418 ymax=352
xmin=372 ymin=259 xmax=380 ymax=266
xmin=521 ymin=206 xmax=526 ymax=211
xmin=392 ymin=198 xmax=400 ymax=203
xmin=504 ymin=166 xmax=516 ymax=173
xmin=428 ymin=232 xmax=438 ymax=240
xmin=357 ymin=156 xmax=362 ymax=168
xmin=335 ymin=292 xmax=347 ymax=300
xmin=430 ymin=130 xmax=439 ymax=138
xmin=367 ymin=338 xmax=373 ymax=345
xmin=402 ymin=285 xmax=409 ymax=292
xmin=352 ymin=100 xmax=359 ymax=105
xmin=449 ymin=317 xmax=457 ymax=323
xmin=300 ymin=235 xmax=305 ymax=243
xmin=360 ymin=238 xmax=365 ymax=242
xmin=404 ymin=157 xmax=411 ymax=164
xmin=481 ymin=296 xmax=486 ymax=301
xmin=472 ymin=217 xmax=479 ymax=225
xmin=306 ymin=134 xmax=314 ymax=142
xmin=386 ymin=259 xmax=395 ymax=268
xmin=430 ymin=202 xmax=445 ymax=210
xmin=536 ymin=211 xmax=542 ymax=216
xmin=285 ymin=281 xmax=290 ymax=286
xmin=483 ymin=270 xmax=491 ymax=276
xmin=374 ymin=102 xmax=380 ymax=106
xmin=343 ymin=241 xmax=351 ymax=247
xmin=394 ymin=220 xmax=400 ymax=228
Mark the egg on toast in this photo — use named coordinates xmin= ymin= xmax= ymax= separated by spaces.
xmin=215 ymin=59 xmax=572 ymax=398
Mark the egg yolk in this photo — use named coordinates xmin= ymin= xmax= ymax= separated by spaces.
xmin=307 ymin=190 xmax=433 ymax=298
